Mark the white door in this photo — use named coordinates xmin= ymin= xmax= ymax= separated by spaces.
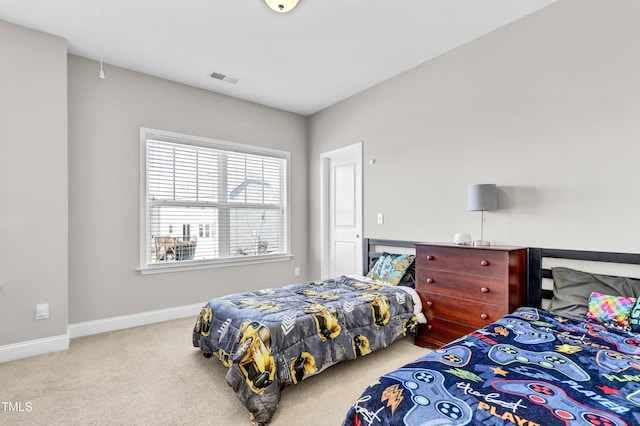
xmin=321 ymin=143 xmax=363 ymax=278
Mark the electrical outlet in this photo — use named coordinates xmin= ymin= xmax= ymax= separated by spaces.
xmin=35 ymin=304 xmax=49 ymax=320
xmin=294 ymin=267 xmax=300 ymax=276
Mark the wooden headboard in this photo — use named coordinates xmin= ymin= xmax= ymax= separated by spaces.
xmin=527 ymin=247 xmax=640 ymax=308
xmin=362 ymin=238 xmax=419 ymax=275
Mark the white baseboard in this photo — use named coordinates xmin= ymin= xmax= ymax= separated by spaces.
xmin=0 ymin=302 xmax=204 ymax=363
xmin=68 ymin=303 xmax=203 ymax=338
xmin=0 ymin=333 xmax=69 ymax=363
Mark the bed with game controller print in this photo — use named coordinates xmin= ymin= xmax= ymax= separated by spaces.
xmin=343 ymin=247 xmax=640 ymax=426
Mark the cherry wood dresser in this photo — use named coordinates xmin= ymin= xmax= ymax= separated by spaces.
xmin=414 ymin=243 xmax=527 ymax=348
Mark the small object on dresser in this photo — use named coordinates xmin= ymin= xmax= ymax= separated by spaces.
xmin=453 ymin=233 xmax=472 ymax=245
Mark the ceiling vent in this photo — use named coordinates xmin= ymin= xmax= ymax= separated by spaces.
xmin=210 ymin=71 xmax=239 ymax=84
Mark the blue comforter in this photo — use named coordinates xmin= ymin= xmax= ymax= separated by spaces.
xmin=343 ymin=307 xmax=640 ymax=426
xmin=193 ymin=275 xmax=419 ymax=425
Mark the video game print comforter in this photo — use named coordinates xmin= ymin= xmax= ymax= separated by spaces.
xmin=192 ymin=275 xmax=420 ymax=425
xmin=343 ymin=307 xmax=640 ymax=426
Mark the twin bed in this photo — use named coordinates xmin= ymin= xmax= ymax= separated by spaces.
xmin=344 ymin=246 xmax=640 ymax=426
xmin=192 ymin=239 xmax=423 ymax=425
xmin=193 ymin=241 xmax=640 ymax=425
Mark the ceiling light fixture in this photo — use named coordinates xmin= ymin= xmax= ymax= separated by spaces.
xmin=264 ymin=0 xmax=299 ymax=13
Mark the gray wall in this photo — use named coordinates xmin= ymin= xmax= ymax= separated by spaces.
xmin=68 ymin=56 xmax=309 ymax=324
xmin=0 ymin=19 xmax=308 ymax=347
xmin=0 ymin=21 xmax=68 ymax=345
xmin=308 ymin=0 xmax=640 ymax=278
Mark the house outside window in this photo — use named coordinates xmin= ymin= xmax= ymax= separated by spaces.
xmin=139 ymin=128 xmax=291 ymax=273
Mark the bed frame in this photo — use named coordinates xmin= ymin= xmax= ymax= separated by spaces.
xmin=527 ymin=247 xmax=640 ymax=307
xmin=362 ymin=238 xmax=419 ymax=273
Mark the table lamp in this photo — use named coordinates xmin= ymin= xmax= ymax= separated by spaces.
xmin=467 ymin=184 xmax=497 ymax=247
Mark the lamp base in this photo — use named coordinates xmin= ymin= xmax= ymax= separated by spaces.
xmin=473 ymin=240 xmax=491 ymax=247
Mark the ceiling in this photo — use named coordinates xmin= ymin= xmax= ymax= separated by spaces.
xmin=0 ymin=0 xmax=556 ymax=116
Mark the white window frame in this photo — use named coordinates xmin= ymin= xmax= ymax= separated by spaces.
xmin=138 ymin=128 xmax=291 ymax=274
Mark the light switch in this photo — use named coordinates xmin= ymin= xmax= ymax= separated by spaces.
xmin=377 ymin=213 xmax=384 ymax=224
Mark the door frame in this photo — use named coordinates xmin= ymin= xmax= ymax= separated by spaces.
xmin=320 ymin=142 xmax=363 ymax=278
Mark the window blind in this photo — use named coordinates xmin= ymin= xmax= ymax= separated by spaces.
xmin=142 ymin=130 xmax=289 ymax=268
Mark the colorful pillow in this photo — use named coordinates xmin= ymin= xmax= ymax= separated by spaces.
xmin=585 ymin=291 xmax=636 ymax=331
xmin=630 ymin=298 xmax=640 ymax=333
xmin=366 ymin=252 xmax=415 ymax=285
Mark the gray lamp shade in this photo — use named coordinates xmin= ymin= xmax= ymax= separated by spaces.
xmin=467 ymin=184 xmax=497 ymax=211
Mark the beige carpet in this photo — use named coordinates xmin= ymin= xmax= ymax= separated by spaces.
xmin=0 ymin=317 xmax=430 ymax=425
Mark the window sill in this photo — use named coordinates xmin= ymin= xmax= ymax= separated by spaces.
xmin=137 ymin=253 xmax=293 ymax=275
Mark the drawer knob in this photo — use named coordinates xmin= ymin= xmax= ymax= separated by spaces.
xmin=480 ymin=260 xmax=490 ymax=266
xmin=426 ymin=324 xmax=433 ymax=331
xmin=426 ymin=278 xmax=434 ymax=284
xmin=426 ymin=301 xmax=433 ymax=307
xmin=480 ymin=313 xmax=488 ymax=320
xmin=426 ymin=255 xmax=435 ymax=261
xmin=480 ymin=287 xmax=489 ymax=293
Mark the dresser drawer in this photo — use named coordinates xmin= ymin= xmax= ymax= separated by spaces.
xmin=419 ymin=292 xmax=506 ymax=328
xmin=416 ymin=269 xmax=506 ymax=305
xmin=415 ymin=317 xmax=478 ymax=348
xmin=416 ymin=245 xmax=507 ymax=278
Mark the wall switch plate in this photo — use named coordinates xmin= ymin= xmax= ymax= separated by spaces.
xmin=35 ymin=303 xmax=49 ymax=320
xmin=294 ymin=267 xmax=300 ymax=276
xmin=377 ymin=213 xmax=384 ymax=224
